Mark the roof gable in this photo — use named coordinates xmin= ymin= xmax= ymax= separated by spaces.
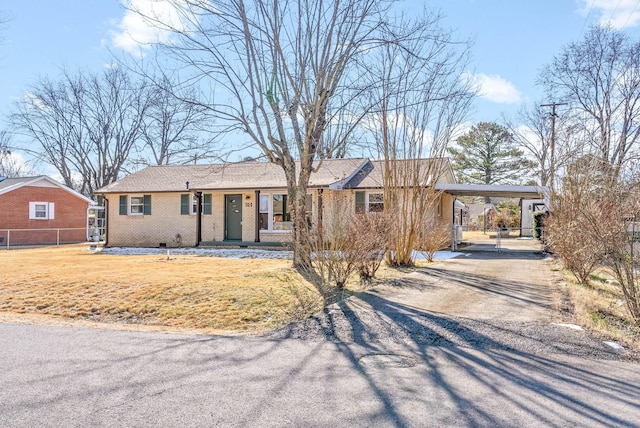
xmin=343 ymin=158 xmax=456 ymax=189
xmin=0 ymin=176 xmax=95 ymax=204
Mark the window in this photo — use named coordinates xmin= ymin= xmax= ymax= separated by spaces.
xmin=272 ymin=194 xmax=292 ymax=230
xmin=130 ymin=196 xmax=144 ymax=214
xmin=35 ymin=204 xmax=47 ymax=218
xmin=258 ymin=193 xmax=312 ymax=231
xmin=355 ymin=191 xmax=384 ymax=213
xmin=29 ymin=202 xmax=54 ymax=220
xmin=368 ymin=193 xmax=384 ymax=212
xmin=181 ymin=194 xmax=212 ymax=215
xmin=120 ymin=195 xmax=151 ymax=215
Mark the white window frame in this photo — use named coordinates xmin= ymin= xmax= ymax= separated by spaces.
xmin=29 ymin=202 xmax=55 ymax=220
xmin=129 ymin=195 xmax=145 ymax=215
xmin=366 ymin=192 xmax=384 ymax=213
xmin=259 ymin=192 xmax=312 ymax=232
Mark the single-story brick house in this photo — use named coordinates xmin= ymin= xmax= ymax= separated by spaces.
xmin=95 ymin=158 xmax=459 ymax=248
xmin=0 ymin=175 xmax=96 ymax=246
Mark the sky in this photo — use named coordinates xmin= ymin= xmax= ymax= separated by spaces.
xmin=1 ymin=0 xmax=640 ymax=168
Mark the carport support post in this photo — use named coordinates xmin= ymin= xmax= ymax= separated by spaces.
xmin=451 ymin=198 xmax=457 ymax=251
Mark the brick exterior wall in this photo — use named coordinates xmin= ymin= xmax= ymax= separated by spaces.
xmin=105 ymin=191 xmax=267 ymax=247
xmin=0 ymin=184 xmax=90 ymax=245
xmin=104 ymin=188 xmax=453 ymax=248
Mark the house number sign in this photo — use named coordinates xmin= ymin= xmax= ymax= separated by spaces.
xmin=245 ymin=202 xmax=253 ymax=208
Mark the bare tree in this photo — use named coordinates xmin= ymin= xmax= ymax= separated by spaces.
xmin=0 ymin=131 xmax=34 ymax=177
xmin=539 ymin=26 xmax=640 ymax=182
xmin=128 ymin=0 xmax=395 ymax=269
xmin=506 ymin=103 xmax=580 ymax=187
xmin=364 ymin=13 xmax=474 ymax=266
xmin=139 ymin=76 xmax=217 ymax=165
xmin=11 ymin=67 xmax=154 ymax=197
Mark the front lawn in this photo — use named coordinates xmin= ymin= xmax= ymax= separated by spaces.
xmin=0 ymin=245 xmax=320 ymax=333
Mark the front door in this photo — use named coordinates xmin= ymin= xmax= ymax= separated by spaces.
xmin=225 ymin=194 xmax=243 ymax=240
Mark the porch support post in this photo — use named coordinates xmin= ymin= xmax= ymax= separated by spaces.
xmin=518 ymin=198 xmax=523 ymax=237
xmin=254 ymin=190 xmax=260 ymax=242
xmin=317 ymin=189 xmax=323 ymax=237
xmin=195 ymin=191 xmax=202 ymax=246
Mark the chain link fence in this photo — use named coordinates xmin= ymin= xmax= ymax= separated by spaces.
xmin=0 ymin=226 xmax=105 ymax=249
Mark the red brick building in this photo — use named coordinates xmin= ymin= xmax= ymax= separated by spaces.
xmin=0 ymin=176 xmax=95 ymax=246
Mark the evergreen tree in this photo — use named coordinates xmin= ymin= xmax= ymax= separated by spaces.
xmin=449 ymin=122 xmax=536 ymax=192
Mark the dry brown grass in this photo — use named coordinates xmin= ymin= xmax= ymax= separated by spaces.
xmin=0 ymin=245 xmax=311 ymax=333
xmin=0 ymin=244 xmax=410 ymax=333
xmin=556 ymin=264 xmax=640 ymax=350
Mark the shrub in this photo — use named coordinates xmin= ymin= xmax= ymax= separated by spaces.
xmin=532 ymin=211 xmax=546 ymax=240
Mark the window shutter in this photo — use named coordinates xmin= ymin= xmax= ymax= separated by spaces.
xmin=355 ymin=191 xmax=365 ymax=213
xmin=29 ymin=202 xmax=37 ymax=219
xmin=203 ymin=194 xmax=212 ymax=215
xmin=48 ymin=203 xmax=55 ymax=220
xmin=143 ymin=195 xmax=151 ymax=215
xmin=119 ymin=196 xmax=127 ymax=215
xmin=180 ymin=194 xmax=189 ymax=215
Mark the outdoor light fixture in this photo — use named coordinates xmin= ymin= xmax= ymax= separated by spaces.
xmin=245 ymin=195 xmax=251 ymax=200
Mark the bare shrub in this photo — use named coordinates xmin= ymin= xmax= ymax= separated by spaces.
xmin=546 ymin=157 xmax=605 ymax=285
xmin=547 ymin=208 xmax=602 ymax=285
xmin=417 ymin=217 xmax=451 ymax=262
xmin=588 ymin=185 xmax=640 ymax=324
xmin=350 ymin=212 xmax=389 ymax=282
xmin=307 ymin=196 xmax=358 ymax=304
xmin=307 ymin=197 xmax=389 ymax=304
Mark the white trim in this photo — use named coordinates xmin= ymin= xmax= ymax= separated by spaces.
xmin=360 ymin=191 xmax=384 ymax=213
xmin=129 ymin=195 xmax=145 ymax=215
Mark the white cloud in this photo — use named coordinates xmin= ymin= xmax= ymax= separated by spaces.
xmin=578 ymin=0 xmax=640 ymax=29
xmin=462 ymin=72 xmax=522 ymax=104
xmin=109 ymin=0 xmax=191 ymax=56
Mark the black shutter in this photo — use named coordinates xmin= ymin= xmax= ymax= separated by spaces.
xmin=181 ymin=194 xmax=189 ymax=215
xmin=203 ymin=194 xmax=212 ymax=215
xmin=119 ymin=195 xmax=127 ymax=215
xmin=143 ymin=195 xmax=151 ymax=215
xmin=355 ymin=191 xmax=365 ymax=213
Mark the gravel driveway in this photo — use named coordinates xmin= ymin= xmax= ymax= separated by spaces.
xmin=269 ymin=238 xmax=635 ymax=362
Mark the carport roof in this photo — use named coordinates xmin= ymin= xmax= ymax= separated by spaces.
xmin=436 ymin=183 xmax=548 ymax=199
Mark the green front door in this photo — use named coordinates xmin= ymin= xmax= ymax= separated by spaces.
xmin=225 ymin=194 xmax=243 ymax=240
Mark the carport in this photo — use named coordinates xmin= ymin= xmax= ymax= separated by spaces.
xmin=435 ymin=183 xmax=549 ymax=251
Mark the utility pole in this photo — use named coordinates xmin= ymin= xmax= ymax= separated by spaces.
xmin=541 ymin=102 xmax=568 ymax=189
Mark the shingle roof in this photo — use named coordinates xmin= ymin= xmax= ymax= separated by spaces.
xmin=95 ymin=159 xmax=370 ymax=193
xmin=0 ymin=175 xmax=95 ymax=203
xmin=0 ymin=176 xmax=45 ymax=192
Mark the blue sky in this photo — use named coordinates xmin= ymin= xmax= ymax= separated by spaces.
xmin=1 ymin=1 xmax=640 ymax=146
